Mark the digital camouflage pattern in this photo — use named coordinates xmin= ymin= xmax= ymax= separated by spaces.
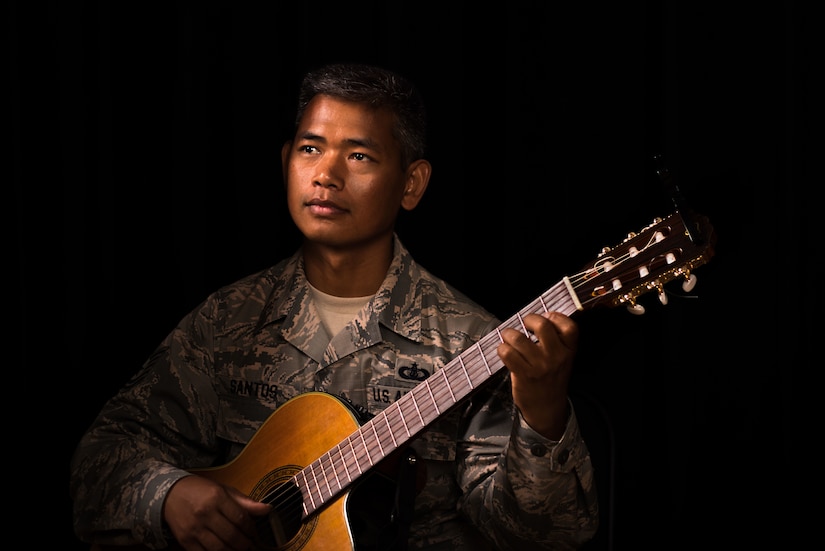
xmin=70 ymin=235 xmax=599 ymax=550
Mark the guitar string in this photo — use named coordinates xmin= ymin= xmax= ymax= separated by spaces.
xmin=251 ymin=219 xmax=673 ymax=537
xmin=253 ymin=281 xmax=577 ymax=536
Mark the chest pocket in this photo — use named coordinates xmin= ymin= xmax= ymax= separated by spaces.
xmin=212 ymin=343 xmax=315 ymax=446
xmin=214 ymin=370 xmax=293 ymax=446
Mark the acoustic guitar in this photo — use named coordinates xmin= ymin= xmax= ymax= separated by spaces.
xmin=93 ymin=209 xmax=715 ymax=551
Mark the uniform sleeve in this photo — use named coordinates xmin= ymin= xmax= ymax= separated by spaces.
xmin=69 ymin=302 xmax=222 ymax=550
xmin=456 ymin=374 xmax=600 ymax=550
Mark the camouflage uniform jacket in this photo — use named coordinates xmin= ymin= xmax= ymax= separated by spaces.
xmin=70 ymin=235 xmax=599 ymax=550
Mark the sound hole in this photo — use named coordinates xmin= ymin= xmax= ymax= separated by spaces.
xmin=249 ymin=466 xmax=317 ymax=550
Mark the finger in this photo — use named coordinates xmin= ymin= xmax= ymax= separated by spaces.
xmin=227 ymin=488 xmax=272 ymax=537
xmin=504 ymin=315 xmax=554 ymax=360
xmin=230 ymin=487 xmax=273 ymax=515
xmin=540 ymin=312 xmax=579 ymax=350
xmin=497 ymin=328 xmax=540 ymax=375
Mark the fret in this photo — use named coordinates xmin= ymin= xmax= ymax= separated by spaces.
xmin=368 ymin=420 xmax=386 ymax=459
xmin=326 ymin=450 xmax=345 ymax=495
xmin=443 ymin=361 xmax=459 ymax=403
xmin=408 ymin=382 xmax=433 ymax=426
xmin=339 ymin=432 xmax=365 ymax=485
xmin=380 ymin=408 xmax=399 ymax=447
xmin=384 ymin=401 xmax=411 ymax=440
xmin=458 ymin=345 xmax=482 ymax=390
xmin=316 ymin=453 xmax=333 ymax=499
xmin=305 ymin=468 xmax=321 ymax=511
xmin=368 ymin=413 xmax=389 ymax=450
xmin=396 ymin=392 xmax=424 ymax=435
xmin=294 ymin=471 xmax=310 ymax=515
xmin=356 ymin=427 xmax=375 ymax=468
xmin=328 ymin=447 xmax=344 ymax=491
xmin=346 ymin=437 xmax=362 ymax=476
xmin=297 ymin=476 xmax=311 ymax=517
xmin=428 ymin=370 xmax=453 ymax=412
xmin=310 ymin=461 xmax=328 ymax=503
xmin=415 ymin=373 xmax=440 ymax=423
xmin=450 ymin=356 xmax=473 ymax=402
xmin=538 ymin=293 xmax=549 ymax=313
xmin=424 ymin=380 xmax=440 ymax=416
xmin=478 ymin=338 xmax=493 ymax=378
xmin=515 ymin=311 xmax=529 ymax=339
xmin=408 ymin=384 xmax=427 ymax=427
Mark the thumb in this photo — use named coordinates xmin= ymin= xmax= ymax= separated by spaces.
xmin=228 ymin=486 xmax=272 ymax=514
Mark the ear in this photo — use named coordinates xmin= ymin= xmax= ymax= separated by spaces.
xmin=400 ymin=159 xmax=432 ymax=211
xmin=280 ymin=141 xmax=292 ymax=187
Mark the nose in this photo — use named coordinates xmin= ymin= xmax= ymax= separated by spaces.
xmin=314 ymin=153 xmax=344 ymax=189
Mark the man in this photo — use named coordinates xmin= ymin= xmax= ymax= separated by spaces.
xmin=71 ymin=62 xmax=599 ymax=550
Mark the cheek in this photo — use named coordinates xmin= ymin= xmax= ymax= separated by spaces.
xmin=284 ymin=179 xmax=303 ymax=214
xmin=358 ymin=185 xmax=401 ymax=217
xmin=363 ymin=177 xmax=404 ymax=201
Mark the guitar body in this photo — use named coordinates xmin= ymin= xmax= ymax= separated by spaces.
xmin=196 ymin=392 xmax=361 ymax=551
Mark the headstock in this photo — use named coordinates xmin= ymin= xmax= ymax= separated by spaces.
xmin=568 ymin=211 xmax=716 ymax=315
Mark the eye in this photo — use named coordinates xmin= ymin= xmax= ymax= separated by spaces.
xmin=351 ymin=152 xmax=372 ymax=162
xmin=300 ymin=145 xmax=318 ymax=154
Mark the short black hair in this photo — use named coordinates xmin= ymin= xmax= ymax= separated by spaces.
xmin=295 ymin=63 xmax=427 ymax=169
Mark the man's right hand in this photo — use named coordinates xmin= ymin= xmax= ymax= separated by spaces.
xmin=163 ymin=475 xmax=273 ymax=551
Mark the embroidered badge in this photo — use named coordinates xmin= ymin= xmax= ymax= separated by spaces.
xmin=397 ymin=361 xmax=430 ymax=381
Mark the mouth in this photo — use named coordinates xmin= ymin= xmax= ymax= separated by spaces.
xmin=306 ymin=198 xmax=347 ymax=216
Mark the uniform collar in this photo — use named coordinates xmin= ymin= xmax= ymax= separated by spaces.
xmin=264 ymin=234 xmax=425 ymax=347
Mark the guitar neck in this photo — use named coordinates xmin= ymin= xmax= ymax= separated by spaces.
xmin=295 ymin=279 xmax=578 ymax=517
xmin=294 ymin=210 xmax=716 ymax=518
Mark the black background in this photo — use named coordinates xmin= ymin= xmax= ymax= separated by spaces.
xmin=12 ymin=2 xmax=814 ymax=549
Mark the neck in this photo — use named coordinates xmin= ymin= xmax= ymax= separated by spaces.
xmin=302 ymin=237 xmax=394 ymax=297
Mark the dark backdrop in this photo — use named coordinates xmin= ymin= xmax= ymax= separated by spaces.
xmin=12 ymin=2 xmax=813 ymax=549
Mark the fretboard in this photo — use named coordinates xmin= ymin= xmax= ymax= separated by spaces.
xmin=294 ymin=278 xmax=579 ymax=517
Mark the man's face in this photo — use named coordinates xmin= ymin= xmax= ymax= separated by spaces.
xmin=283 ymin=95 xmax=407 ymax=250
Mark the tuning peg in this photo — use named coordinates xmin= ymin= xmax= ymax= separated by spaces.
xmin=682 ymin=273 xmax=697 ymax=292
xmin=627 ymin=302 xmax=645 ymax=315
xmin=658 ymin=289 xmax=668 ymax=305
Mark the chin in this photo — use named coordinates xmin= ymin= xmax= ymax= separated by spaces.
xmin=302 ymin=225 xmax=348 ymax=245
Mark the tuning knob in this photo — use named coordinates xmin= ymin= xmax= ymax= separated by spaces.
xmin=627 ymin=302 xmax=645 ymax=315
xmin=682 ymin=273 xmax=697 ymax=292
xmin=658 ymin=289 xmax=668 ymax=305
